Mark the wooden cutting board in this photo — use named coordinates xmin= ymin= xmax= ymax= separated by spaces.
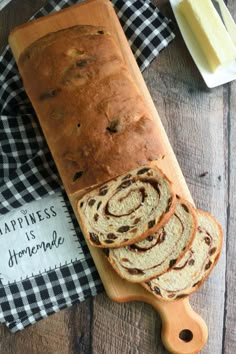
xmin=9 ymin=1 xmax=208 ymax=353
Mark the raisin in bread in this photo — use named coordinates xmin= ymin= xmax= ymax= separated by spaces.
xmin=143 ymin=210 xmax=223 ymax=300
xmin=18 ymin=25 xmax=166 ymax=197
xmin=105 ymin=196 xmax=197 ymax=282
xmin=77 ymin=165 xmax=176 ymax=248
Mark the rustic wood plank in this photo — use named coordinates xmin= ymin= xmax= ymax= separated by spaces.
xmin=66 ymin=300 xmax=93 ymax=354
xmin=222 ymin=1 xmax=236 ymax=352
xmin=0 ymin=300 xmax=93 ymax=354
xmin=0 ymin=310 xmax=69 ymax=354
xmin=92 ymin=293 xmax=167 ymax=354
xmin=0 ymin=0 xmax=47 ymax=51
xmin=223 ymin=80 xmax=236 ymax=354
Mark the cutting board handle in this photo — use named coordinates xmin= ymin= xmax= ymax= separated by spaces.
xmin=108 ymin=283 xmax=208 ymax=354
xmin=151 ymin=297 xmax=208 ymax=354
xmin=89 ymin=248 xmax=208 ymax=354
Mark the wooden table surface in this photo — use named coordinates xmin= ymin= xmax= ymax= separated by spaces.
xmin=0 ymin=0 xmax=235 ymax=353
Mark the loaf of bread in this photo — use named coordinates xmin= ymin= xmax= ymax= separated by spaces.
xmin=16 ymin=24 xmax=223 ymax=302
xmin=143 ymin=210 xmax=223 ymax=300
xmin=18 ymin=25 xmax=166 ymax=197
xmin=77 ymin=165 xmax=176 ymax=248
xmin=104 ymin=196 xmax=197 ymax=281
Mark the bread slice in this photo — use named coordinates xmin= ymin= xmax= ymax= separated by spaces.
xmin=105 ymin=197 xmax=197 ymax=282
xmin=77 ymin=165 xmax=176 ymax=248
xmin=143 ymin=210 xmax=223 ymax=300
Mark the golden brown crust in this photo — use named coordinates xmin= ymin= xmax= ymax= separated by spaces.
xmin=187 ymin=210 xmax=223 ymax=295
xmin=18 ymin=25 xmax=165 ymax=196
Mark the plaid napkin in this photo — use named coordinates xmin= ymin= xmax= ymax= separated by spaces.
xmin=0 ymin=0 xmax=175 ymax=332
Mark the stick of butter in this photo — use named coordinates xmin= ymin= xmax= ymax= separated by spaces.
xmin=179 ymin=0 xmax=236 ymax=72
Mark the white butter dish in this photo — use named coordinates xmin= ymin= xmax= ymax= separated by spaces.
xmin=170 ymin=0 xmax=236 ymax=88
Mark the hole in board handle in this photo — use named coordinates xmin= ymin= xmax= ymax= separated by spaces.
xmin=179 ymin=329 xmax=193 ymax=342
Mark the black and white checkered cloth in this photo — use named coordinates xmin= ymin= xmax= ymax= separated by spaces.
xmin=0 ymin=0 xmax=175 ymax=332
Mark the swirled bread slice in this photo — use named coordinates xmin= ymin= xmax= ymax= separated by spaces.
xmin=143 ymin=210 xmax=223 ymax=300
xmin=77 ymin=165 xmax=176 ymax=248
xmin=105 ymin=197 xmax=197 ymax=282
